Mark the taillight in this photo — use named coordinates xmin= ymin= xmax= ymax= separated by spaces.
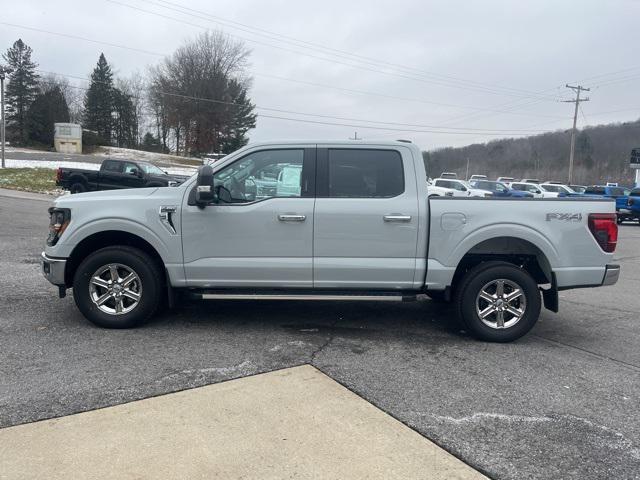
xmin=56 ymin=168 xmax=62 ymax=182
xmin=588 ymin=213 xmax=618 ymax=253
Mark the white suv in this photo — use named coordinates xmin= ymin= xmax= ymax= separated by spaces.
xmin=434 ymin=178 xmax=492 ymax=197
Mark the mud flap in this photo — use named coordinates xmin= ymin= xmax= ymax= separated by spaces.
xmin=542 ymin=273 xmax=559 ymax=313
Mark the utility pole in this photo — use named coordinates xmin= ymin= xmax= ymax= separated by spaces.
xmin=0 ymin=66 xmax=10 ymax=169
xmin=465 ymin=157 xmax=470 ymax=180
xmin=562 ymin=84 xmax=590 ymax=184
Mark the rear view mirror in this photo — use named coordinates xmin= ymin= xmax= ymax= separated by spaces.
xmin=195 ymin=165 xmax=215 ymax=207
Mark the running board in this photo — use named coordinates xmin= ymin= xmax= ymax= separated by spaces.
xmin=196 ymin=292 xmax=415 ymax=302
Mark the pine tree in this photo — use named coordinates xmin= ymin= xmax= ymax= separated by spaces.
xmin=27 ymin=85 xmax=70 ymax=146
xmin=219 ymin=79 xmax=256 ymax=154
xmin=2 ymin=39 xmax=39 ymax=145
xmin=112 ymin=87 xmax=136 ymax=148
xmin=83 ymin=53 xmax=114 ymax=143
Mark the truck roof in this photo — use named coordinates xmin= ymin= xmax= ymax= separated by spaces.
xmin=245 ymin=140 xmax=418 ymax=147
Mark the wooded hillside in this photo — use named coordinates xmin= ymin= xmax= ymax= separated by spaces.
xmin=423 ymin=119 xmax=640 ymax=185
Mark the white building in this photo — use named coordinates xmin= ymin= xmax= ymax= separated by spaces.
xmin=54 ymin=123 xmax=82 ymax=154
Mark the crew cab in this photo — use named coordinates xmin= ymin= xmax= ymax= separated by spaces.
xmin=469 ymin=180 xmax=533 ymax=198
xmin=41 ymin=141 xmax=620 ymax=342
xmin=55 ymin=158 xmax=190 ymax=194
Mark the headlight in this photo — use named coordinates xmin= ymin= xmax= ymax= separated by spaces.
xmin=47 ymin=207 xmax=71 ymax=246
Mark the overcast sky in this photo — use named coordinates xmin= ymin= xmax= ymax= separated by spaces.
xmin=2 ymin=0 xmax=640 ymax=150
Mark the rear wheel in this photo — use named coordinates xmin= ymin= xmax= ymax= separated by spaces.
xmin=454 ymin=261 xmax=541 ymax=342
xmin=72 ymin=246 xmax=163 ymax=328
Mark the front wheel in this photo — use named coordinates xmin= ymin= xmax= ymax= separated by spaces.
xmin=72 ymin=246 xmax=163 ymax=328
xmin=454 ymin=261 xmax=541 ymax=342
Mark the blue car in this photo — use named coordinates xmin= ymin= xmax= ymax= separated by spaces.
xmin=584 ymin=185 xmax=632 ymax=222
xmin=470 ymin=180 xmax=534 ymax=198
xmin=625 ymin=188 xmax=640 ymax=224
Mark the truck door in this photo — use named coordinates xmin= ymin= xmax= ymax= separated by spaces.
xmin=99 ymin=160 xmax=126 ymax=190
xmin=181 ymin=147 xmax=316 ymax=287
xmin=122 ymin=162 xmax=147 ymax=189
xmin=313 ymin=146 xmax=419 ymax=289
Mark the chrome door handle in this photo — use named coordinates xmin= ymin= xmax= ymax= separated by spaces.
xmin=278 ymin=214 xmax=306 ymax=222
xmin=383 ymin=214 xmax=411 ymax=222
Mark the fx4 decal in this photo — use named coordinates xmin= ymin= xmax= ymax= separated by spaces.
xmin=546 ymin=213 xmax=583 ymax=222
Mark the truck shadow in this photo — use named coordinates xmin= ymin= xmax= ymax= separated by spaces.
xmin=159 ymin=296 xmax=470 ymax=341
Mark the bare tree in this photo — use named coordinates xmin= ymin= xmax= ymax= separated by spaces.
xmin=148 ymin=30 xmax=255 ymax=156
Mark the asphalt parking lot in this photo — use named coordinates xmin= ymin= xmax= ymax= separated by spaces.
xmin=1 ymin=189 xmax=639 ymax=480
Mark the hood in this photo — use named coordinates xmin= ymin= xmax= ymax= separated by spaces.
xmin=54 ymin=187 xmax=159 ymax=207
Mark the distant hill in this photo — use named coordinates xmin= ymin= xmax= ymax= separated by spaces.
xmin=423 ymin=119 xmax=640 ymax=185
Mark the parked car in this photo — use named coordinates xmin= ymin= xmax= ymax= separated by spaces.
xmin=626 ymin=188 xmax=640 ymax=224
xmin=469 ymin=180 xmax=534 ymax=198
xmin=584 ymin=185 xmax=631 ymax=222
xmin=469 ymin=174 xmax=488 ymax=181
xmin=539 ymin=183 xmax=577 ymax=197
xmin=433 ymin=178 xmax=492 ymax=197
xmin=496 ymin=176 xmax=515 ymax=184
xmin=41 ymin=140 xmax=620 ymax=343
xmin=440 ymin=172 xmax=458 ymax=179
xmin=56 ymin=159 xmax=191 ymax=194
xmin=427 ymin=181 xmax=455 ymax=198
xmin=510 ymin=182 xmax=556 ymax=198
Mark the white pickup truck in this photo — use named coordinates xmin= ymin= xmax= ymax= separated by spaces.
xmin=42 ymin=141 xmax=620 ymax=342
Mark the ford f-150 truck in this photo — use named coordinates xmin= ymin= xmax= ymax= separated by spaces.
xmin=56 ymin=158 xmax=190 ymax=193
xmin=41 ymin=141 xmax=620 ymax=342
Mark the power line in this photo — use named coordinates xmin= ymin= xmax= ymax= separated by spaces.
xmin=105 ymin=0 xmax=560 ymax=101
xmin=38 ymin=69 xmax=554 ymax=134
xmin=2 ymin=21 xmax=567 ymax=121
xmin=134 ymin=0 xmax=558 ymax=100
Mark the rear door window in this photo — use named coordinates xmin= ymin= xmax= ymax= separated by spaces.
xmin=327 ymin=149 xmax=404 ymax=198
xmin=102 ymin=160 xmax=122 ymax=173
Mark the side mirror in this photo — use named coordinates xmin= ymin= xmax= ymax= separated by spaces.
xmin=195 ymin=165 xmax=215 ymax=207
xmin=129 ymin=168 xmax=140 ymax=177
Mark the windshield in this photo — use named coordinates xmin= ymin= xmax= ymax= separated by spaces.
xmin=138 ymin=162 xmax=166 ymax=175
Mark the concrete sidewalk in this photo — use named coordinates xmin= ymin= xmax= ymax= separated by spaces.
xmin=0 ymin=365 xmax=485 ymax=479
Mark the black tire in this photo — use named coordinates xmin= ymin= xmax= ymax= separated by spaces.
xmin=617 ymin=216 xmax=624 ymax=225
xmin=72 ymin=246 xmax=163 ymax=328
xmin=454 ymin=261 xmax=541 ymax=342
xmin=70 ymin=182 xmax=86 ymax=194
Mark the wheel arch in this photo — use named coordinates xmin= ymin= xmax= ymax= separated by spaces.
xmin=451 ymin=236 xmax=554 ymax=291
xmin=64 ymin=230 xmax=166 ymax=287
